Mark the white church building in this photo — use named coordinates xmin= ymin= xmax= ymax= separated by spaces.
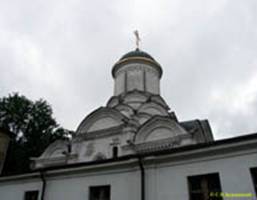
xmin=0 ymin=48 xmax=257 ymax=200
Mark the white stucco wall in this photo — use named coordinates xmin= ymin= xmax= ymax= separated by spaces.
xmin=114 ymin=72 xmax=125 ymax=95
xmin=77 ymin=132 xmax=131 ymax=162
xmin=0 ymin=178 xmax=42 ymax=200
xmin=146 ymin=150 xmax=257 ymax=200
xmin=145 ymin=69 xmax=159 ymax=94
xmin=44 ymin=169 xmax=140 ymax=200
xmin=114 ymin=63 xmax=160 ymax=95
xmin=87 ymin=117 xmax=120 ymax=132
xmin=127 ymin=69 xmax=144 ymax=92
xmin=0 ymin=142 xmax=256 ymax=200
xmin=0 ymin=167 xmax=140 ymax=200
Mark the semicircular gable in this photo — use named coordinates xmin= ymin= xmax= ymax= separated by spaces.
xmin=39 ymin=140 xmax=68 ymax=158
xmin=133 ymin=112 xmax=152 ymax=124
xmin=135 ymin=116 xmax=187 ymax=143
xmin=114 ymin=104 xmax=134 ymax=118
xmin=150 ymin=95 xmax=170 ymax=109
xmin=106 ymin=96 xmax=120 ymax=108
xmin=76 ymin=107 xmax=128 ymax=134
xmin=138 ymin=102 xmax=169 ymax=116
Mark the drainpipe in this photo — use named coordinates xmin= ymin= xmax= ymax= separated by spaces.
xmin=127 ymin=140 xmax=145 ymax=200
xmin=40 ymin=171 xmax=46 ymax=200
xmin=138 ymin=156 xmax=145 ymax=200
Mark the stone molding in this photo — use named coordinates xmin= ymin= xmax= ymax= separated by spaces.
xmin=135 ymin=116 xmax=188 ymax=143
xmin=76 ymin=107 xmax=128 ymax=134
xmin=115 ymin=64 xmax=159 ymax=78
xmin=33 ymin=153 xmax=78 ymax=169
xmin=122 ymin=134 xmax=193 ymax=153
xmin=112 ymin=57 xmax=162 ymax=78
xmin=74 ymin=125 xmax=124 ymax=141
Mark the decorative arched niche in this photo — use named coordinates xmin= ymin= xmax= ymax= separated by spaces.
xmin=135 ymin=116 xmax=188 ymax=144
xmin=76 ymin=107 xmax=128 ymax=134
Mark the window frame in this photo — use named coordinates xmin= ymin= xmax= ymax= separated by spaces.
xmin=250 ymin=167 xmax=257 ymax=196
xmin=187 ymin=172 xmax=223 ymax=200
xmin=24 ymin=190 xmax=39 ymax=200
xmin=89 ymin=185 xmax=111 ymax=200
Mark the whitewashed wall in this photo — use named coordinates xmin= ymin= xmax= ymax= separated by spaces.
xmin=114 ymin=63 xmax=160 ymax=95
xmin=0 ymin=143 xmax=256 ymax=200
xmin=44 ymin=169 xmax=140 ymax=200
xmin=146 ymin=150 xmax=257 ymax=200
xmin=0 ymin=178 xmax=42 ymax=200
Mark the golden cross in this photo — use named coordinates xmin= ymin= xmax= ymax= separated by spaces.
xmin=134 ymin=30 xmax=141 ymax=49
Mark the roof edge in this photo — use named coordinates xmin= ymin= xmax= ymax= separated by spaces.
xmin=1 ymin=132 xmax=257 ymax=179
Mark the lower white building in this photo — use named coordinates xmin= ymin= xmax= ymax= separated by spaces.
xmin=0 ymin=49 xmax=257 ymax=200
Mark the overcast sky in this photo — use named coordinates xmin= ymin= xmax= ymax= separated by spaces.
xmin=1 ymin=0 xmax=257 ymax=139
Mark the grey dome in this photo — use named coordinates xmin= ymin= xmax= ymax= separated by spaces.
xmin=120 ymin=48 xmax=155 ymax=61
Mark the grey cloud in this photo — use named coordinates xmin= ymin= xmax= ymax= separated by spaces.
xmin=0 ymin=0 xmax=257 ymax=138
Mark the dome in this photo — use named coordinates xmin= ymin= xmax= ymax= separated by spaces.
xmin=112 ymin=48 xmax=162 ymax=79
xmin=120 ymin=48 xmax=155 ymax=61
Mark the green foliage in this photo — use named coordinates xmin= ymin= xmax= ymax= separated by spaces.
xmin=0 ymin=93 xmax=66 ymax=175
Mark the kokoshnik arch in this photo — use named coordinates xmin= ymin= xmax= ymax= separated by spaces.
xmin=33 ymin=48 xmax=214 ymax=168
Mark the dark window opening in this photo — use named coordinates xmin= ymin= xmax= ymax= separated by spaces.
xmin=188 ymin=173 xmax=223 ymax=200
xmin=24 ymin=190 xmax=39 ymax=200
xmin=251 ymin=167 xmax=257 ymax=196
xmin=89 ymin=185 xmax=110 ymax=200
xmin=112 ymin=146 xmax=118 ymax=158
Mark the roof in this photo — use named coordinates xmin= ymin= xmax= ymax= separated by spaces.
xmin=29 ymin=132 xmax=257 ymax=172
xmin=0 ymin=132 xmax=257 ymax=180
xmin=120 ymin=48 xmax=155 ymax=61
xmin=112 ymin=49 xmax=162 ymax=78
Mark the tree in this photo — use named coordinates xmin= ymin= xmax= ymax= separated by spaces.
xmin=0 ymin=93 xmax=66 ymax=175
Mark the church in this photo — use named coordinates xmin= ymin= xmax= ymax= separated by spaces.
xmin=0 ymin=46 xmax=257 ymax=200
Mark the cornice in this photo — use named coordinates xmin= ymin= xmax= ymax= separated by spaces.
xmin=112 ymin=57 xmax=162 ymax=78
xmin=74 ymin=125 xmax=124 ymax=141
xmin=123 ymin=134 xmax=193 ymax=153
xmin=0 ymin=133 xmax=257 ymax=182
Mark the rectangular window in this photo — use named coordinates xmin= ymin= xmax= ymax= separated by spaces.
xmin=251 ymin=167 xmax=257 ymax=196
xmin=89 ymin=185 xmax=110 ymax=200
xmin=112 ymin=146 xmax=118 ymax=158
xmin=24 ymin=190 xmax=39 ymax=200
xmin=188 ymin=173 xmax=222 ymax=200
